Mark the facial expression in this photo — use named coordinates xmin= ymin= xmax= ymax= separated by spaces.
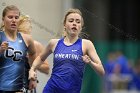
xmin=3 ymin=10 xmax=20 ymax=32
xmin=64 ymin=13 xmax=82 ymax=37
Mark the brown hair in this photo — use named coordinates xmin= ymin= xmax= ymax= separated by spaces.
xmin=63 ymin=8 xmax=84 ymax=27
xmin=2 ymin=5 xmax=20 ymax=18
xmin=55 ymin=8 xmax=89 ymax=39
xmin=0 ymin=22 xmax=4 ymax=30
xmin=61 ymin=8 xmax=89 ymax=39
xmin=0 ymin=5 xmax=20 ymax=30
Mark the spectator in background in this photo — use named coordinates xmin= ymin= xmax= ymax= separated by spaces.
xmin=104 ymin=52 xmax=117 ymax=75
xmin=103 ymin=52 xmax=117 ymax=92
xmin=128 ymin=58 xmax=140 ymax=91
xmin=104 ymin=50 xmax=132 ymax=92
xmin=115 ymin=50 xmax=132 ymax=74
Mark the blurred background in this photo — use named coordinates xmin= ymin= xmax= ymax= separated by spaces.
xmin=0 ymin=0 xmax=140 ymax=93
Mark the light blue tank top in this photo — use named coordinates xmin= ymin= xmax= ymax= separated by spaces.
xmin=0 ymin=31 xmax=27 ymax=91
xmin=45 ymin=38 xmax=85 ymax=93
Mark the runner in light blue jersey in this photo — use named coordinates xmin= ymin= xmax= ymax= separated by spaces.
xmin=0 ymin=5 xmax=36 ymax=93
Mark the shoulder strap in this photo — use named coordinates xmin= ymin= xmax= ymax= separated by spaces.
xmin=0 ymin=31 xmax=3 ymax=44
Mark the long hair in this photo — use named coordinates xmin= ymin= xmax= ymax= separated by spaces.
xmin=0 ymin=22 xmax=4 ymax=31
xmin=18 ymin=15 xmax=32 ymax=34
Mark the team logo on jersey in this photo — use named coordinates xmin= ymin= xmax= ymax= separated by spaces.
xmin=19 ymin=40 xmax=22 ymax=43
xmin=72 ymin=50 xmax=77 ymax=52
xmin=4 ymin=47 xmax=23 ymax=62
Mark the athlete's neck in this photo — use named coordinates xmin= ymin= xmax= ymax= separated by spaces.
xmin=4 ymin=29 xmax=17 ymax=41
xmin=64 ymin=36 xmax=78 ymax=46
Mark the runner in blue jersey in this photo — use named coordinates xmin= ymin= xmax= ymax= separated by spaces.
xmin=0 ymin=5 xmax=36 ymax=93
xmin=29 ymin=8 xmax=105 ymax=93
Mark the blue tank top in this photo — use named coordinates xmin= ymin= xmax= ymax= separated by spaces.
xmin=0 ymin=31 xmax=28 ymax=91
xmin=45 ymin=38 xmax=85 ymax=93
